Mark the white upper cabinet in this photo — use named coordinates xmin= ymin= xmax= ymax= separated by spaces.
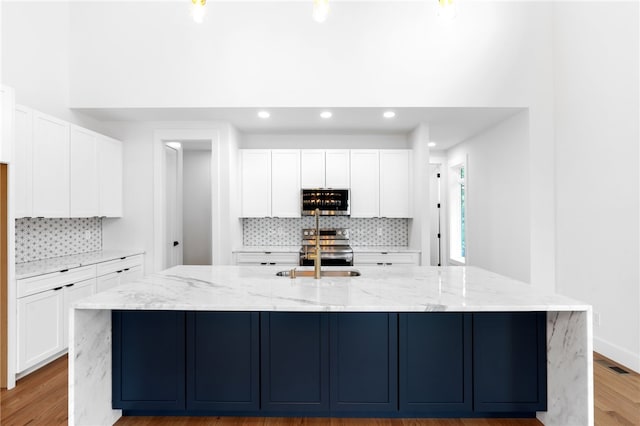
xmin=98 ymin=135 xmax=123 ymax=217
xmin=0 ymin=85 xmax=15 ymax=164
xmin=271 ymin=150 xmax=301 ymax=218
xmin=300 ymin=150 xmax=325 ymax=188
xmin=301 ymin=149 xmax=350 ymax=189
xmin=325 ymin=150 xmax=350 ymax=188
xmin=379 ymin=150 xmax=411 ymax=218
xmin=32 ymin=111 xmax=70 ymax=217
xmin=14 ymin=106 xmax=33 ymax=218
xmin=241 ymin=149 xmax=271 ymax=217
xmin=70 ymin=126 xmax=99 ymax=217
xmin=350 ymin=150 xmax=380 ymax=218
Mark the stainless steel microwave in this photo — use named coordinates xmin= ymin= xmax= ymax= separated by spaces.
xmin=301 ymin=189 xmax=350 ymax=216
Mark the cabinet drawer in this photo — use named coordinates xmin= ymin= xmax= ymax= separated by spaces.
xmin=17 ymin=264 xmax=97 ymax=298
xmin=235 ymin=252 xmax=299 ymax=265
xmin=97 ymin=254 xmax=143 ymax=276
xmin=354 ymin=252 xmax=420 ymax=266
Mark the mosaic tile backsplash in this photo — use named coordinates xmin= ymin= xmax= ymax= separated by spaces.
xmin=243 ymin=217 xmax=408 ymax=246
xmin=16 ymin=218 xmax=102 ymax=263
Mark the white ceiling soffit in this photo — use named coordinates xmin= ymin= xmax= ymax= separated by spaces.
xmin=76 ymin=106 xmax=523 ymax=150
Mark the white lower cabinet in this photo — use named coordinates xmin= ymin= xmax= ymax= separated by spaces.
xmin=97 ymin=272 xmax=120 ymax=293
xmin=354 ymin=252 xmax=420 ymax=266
xmin=17 ymin=288 xmax=65 ymax=372
xmin=63 ymin=278 xmax=97 ymax=346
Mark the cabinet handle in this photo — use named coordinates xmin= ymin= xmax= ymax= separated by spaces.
xmin=386 ymin=263 xmax=393 ymax=266
xmin=65 ymin=284 xmax=74 ymax=287
xmin=124 ymin=268 xmax=130 ymax=272
xmin=377 ymin=262 xmax=384 ymax=266
xmin=120 ymin=257 xmax=127 ymax=260
xmin=269 ymin=262 xmax=276 ymax=265
xmin=381 ymin=252 xmax=388 ymax=255
xmin=260 ymin=262 xmax=267 ymax=265
xmin=264 ymin=252 xmax=272 ymax=254
xmin=53 ymin=287 xmax=63 ymax=291
xmin=60 ymin=269 xmax=69 ymax=273
xmin=116 ymin=270 xmax=123 ymax=273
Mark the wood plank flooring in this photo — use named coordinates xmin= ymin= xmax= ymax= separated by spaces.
xmin=1 ymin=352 xmax=638 ymax=425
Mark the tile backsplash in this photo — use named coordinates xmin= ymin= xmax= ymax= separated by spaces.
xmin=16 ymin=218 xmax=102 ymax=263
xmin=243 ymin=217 xmax=408 ymax=246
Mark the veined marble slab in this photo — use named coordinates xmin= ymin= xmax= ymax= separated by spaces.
xmin=70 ymin=265 xmax=593 ymax=426
xmin=16 ymin=249 xmax=144 ymax=280
xmin=73 ymin=265 xmax=590 ymax=312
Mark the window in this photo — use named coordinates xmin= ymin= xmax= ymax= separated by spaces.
xmin=449 ymin=162 xmax=466 ymax=264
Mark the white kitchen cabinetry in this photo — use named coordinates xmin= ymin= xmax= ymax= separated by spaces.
xmin=70 ymin=126 xmax=99 ymax=217
xmin=0 ymin=85 xmax=15 ymax=163
xmin=96 ymin=254 xmax=144 ymax=291
xmin=354 ymin=251 xmax=420 ymax=266
xmin=235 ymin=251 xmax=299 ymax=266
xmin=17 ymin=287 xmax=65 ymax=372
xmin=379 ymin=150 xmax=411 ymax=218
xmin=325 ymin=150 xmax=350 ymax=188
xmin=300 ymin=150 xmax=325 ymax=188
xmin=241 ymin=150 xmax=271 ymax=217
xmin=350 ymin=150 xmax=379 ymax=218
xmin=62 ymin=278 xmax=96 ymax=346
xmin=14 ymin=106 xmax=33 ymax=218
xmin=98 ymin=135 xmax=123 ymax=217
xmin=271 ymin=150 xmax=300 ymax=217
xmin=300 ymin=149 xmax=349 ymax=188
xmin=32 ymin=111 xmax=70 ymax=217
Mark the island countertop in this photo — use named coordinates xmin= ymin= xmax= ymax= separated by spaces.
xmin=73 ymin=264 xmax=589 ymax=312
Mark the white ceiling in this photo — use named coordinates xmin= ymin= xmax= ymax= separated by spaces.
xmin=79 ymin=107 xmax=523 ymax=151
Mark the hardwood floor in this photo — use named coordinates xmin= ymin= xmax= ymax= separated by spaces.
xmin=1 ymin=352 xmax=638 ymax=425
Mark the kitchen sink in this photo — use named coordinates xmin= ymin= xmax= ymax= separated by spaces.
xmin=276 ymin=269 xmax=361 ymax=278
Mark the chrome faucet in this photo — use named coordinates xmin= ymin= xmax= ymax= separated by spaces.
xmin=306 ymin=208 xmax=322 ymax=279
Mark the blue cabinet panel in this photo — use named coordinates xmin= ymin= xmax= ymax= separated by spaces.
xmin=473 ymin=312 xmax=547 ymax=412
xmin=399 ymin=313 xmax=472 ymax=413
xmin=186 ymin=312 xmax=259 ymax=411
xmin=330 ymin=313 xmax=398 ymax=412
xmin=261 ymin=312 xmax=330 ymax=412
xmin=112 ymin=310 xmax=185 ymax=411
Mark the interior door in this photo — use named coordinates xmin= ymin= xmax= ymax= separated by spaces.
xmin=165 ymin=144 xmax=182 ymax=268
xmin=429 ymin=164 xmax=442 ymax=266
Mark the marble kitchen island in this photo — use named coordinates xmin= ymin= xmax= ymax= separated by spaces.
xmin=69 ymin=265 xmax=592 ymax=426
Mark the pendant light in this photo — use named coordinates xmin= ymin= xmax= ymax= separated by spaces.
xmin=192 ymin=0 xmax=206 ymax=24
xmin=437 ymin=0 xmax=457 ymax=20
xmin=312 ymin=0 xmax=330 ymax=23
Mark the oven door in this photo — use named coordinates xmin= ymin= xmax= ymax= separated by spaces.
xmin=299 ymin=250 xmax=353 ymax=267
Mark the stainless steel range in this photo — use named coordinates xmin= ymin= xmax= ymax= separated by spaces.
xmin=299 ymin=228 xmax=353 ymax=266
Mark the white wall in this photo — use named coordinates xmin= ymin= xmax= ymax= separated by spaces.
xmin=241 ymin=133 xmax=409 ymax=149
xmin=554 ymin=1 xmax=640 ymax=372
xmin=1 ymin=2 xmax=110 ymax=134
xmin=447 ymin=111 xmax=530 ymax=282
xmin=182 ymin=149 xmax=212 ymax=265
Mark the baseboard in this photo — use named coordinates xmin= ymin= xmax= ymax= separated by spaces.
xmin=593 ymin=336 xmax=640 ymax=373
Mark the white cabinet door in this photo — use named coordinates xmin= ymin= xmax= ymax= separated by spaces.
xmin=17 ymin=288 xmax=65 ymax=372
xmin=0 ymin=85 xmax=15 ymax=164
xmin=380 ymin=150 xmax=411 ymax=218
xmin=240 ymin=150 xmax=271 ymax=217
xmin=98 ymin=136 xmax=123 ymax=217
xmin=63 ymin=278 xmax=96 ymax=347
xmin=271 ymin=150 xmax=300 ymax=218
xmin=32 ymin=111 xmax=70 ymax=217
xmin=350 ymin=150 xmax=379 ymax=218
xmin=70 ymin=126 xmax=99 ymax=217
xmin=96 ymin=272 xmax=121 ymax=293
xmin=325 ymin=150 xmax=350 ymax=188
xmin=301 ymin=150 xmax=325 ymax=188
xmin=14 ymin=105 xmax=33 ymax=218
xmin=121 ymin=265 xmax=143 ymax=285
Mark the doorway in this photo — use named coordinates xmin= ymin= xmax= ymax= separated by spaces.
xmin=164 ymin=143 xmax=182 ymax=268
xmin=429 ymin=164 xmax=442 ymax=266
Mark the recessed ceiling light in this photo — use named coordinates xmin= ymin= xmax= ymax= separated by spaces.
xmin=320 ymin=111 xmax=333 ymax=119
xmin=383 ymin=111 xmax=396 ymax=119
xmin=428 ymin=142 xmax=437 ymax=148
xmin=258 ymin=111 xmax=270 ymax=119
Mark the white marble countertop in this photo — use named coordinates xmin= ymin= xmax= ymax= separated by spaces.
xmin=16 ymin=249 xmax=145 ymax=280
xmin=352 ymin=246 xmax=421 ymax=253
xmin=73 ymin=265 xmax=589 ymax=312
xmin=233 ymin=246 xmax=301 ymax=253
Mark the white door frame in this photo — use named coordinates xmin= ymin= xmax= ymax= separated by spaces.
xmin=163 ymin=143 xmax=183 ymax=268
xmin=153 ymin=129 xmax=222 ymax=272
